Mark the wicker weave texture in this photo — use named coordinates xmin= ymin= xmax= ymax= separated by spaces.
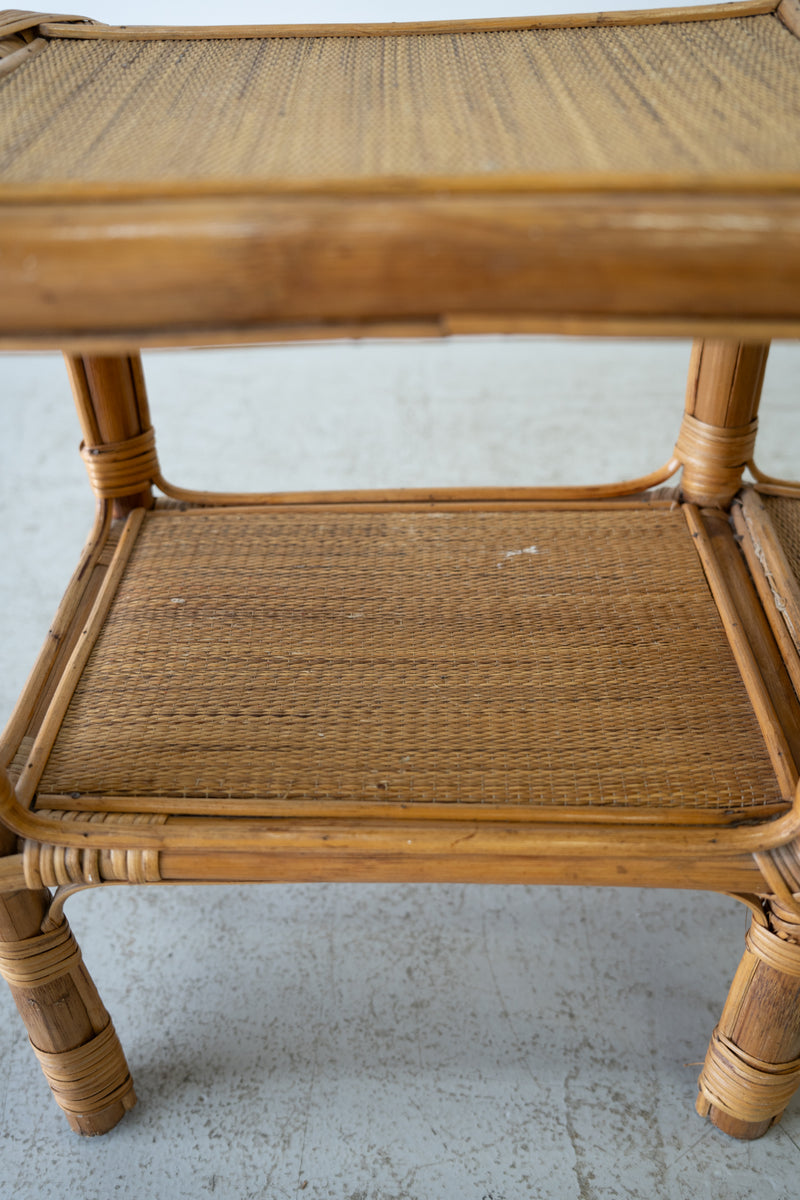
xmin=766 ymin=496 xmax=800 ymax=582
xmin=35 ymin=507 xmax=782 ymax=816
xmin=2 ymin=15 xmax=800 ymax=185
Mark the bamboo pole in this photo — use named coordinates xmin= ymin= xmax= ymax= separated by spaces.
xmin=64 ymin=354 xmax=154 ymax=516
xmin=682 ymin=505 xmax=797 ymax=796
xmin=734 ymin=496 xmax=800 ymax=695
xmin=677 ymin=339 xmax=769 ymax=507
xmin=0 ymin=878 xmax=136 ymax=1134
xmin=692 ymin=507 xmax=800 ymax=791
xmin=698 ymin=899 xmax=800 ymax=1139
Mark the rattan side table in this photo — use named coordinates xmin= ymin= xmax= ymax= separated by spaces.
xmin=1 ymin=3 xmax=800 ymax=1139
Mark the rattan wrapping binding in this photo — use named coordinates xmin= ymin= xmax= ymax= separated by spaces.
xmin=746 ymin=917 xmax=800 ymax=976
xmin=0 ymin=916 xmax=82 ymax=987
xmin=24 ymin=811 xmax=166 ymax=887
xmin=30 ymin=1021 xmax=135 ymax=1117
xmin=80 ymin=427 xmax=158 ymax=499
xmin=698 ymin=1028 xmax=800 ymax=1125
xmin=674 ymin=414 xmax=758 ymax=504
xmin=2 ymin=14 xmax=800 ymax=186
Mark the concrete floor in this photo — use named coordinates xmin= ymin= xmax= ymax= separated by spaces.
xmin=1 ymin=338 xmax=799 ymax=1199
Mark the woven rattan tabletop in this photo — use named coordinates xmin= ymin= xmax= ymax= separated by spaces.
xmin=1 ymin=4 xmax=800 ymax=344
xmin=2 ymin=4 xmax=800 ymax=191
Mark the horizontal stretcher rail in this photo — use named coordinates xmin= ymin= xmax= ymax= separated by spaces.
xmin=1 ymin=194 xmax=799 ymax=343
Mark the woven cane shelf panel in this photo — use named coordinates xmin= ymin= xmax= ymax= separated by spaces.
xmin=2 ymin=11 xmax=800 ymax=188
xmin=34 ymin=505 xmax=784 ymax=821
xmin=765 ymin=495 xmax=800 ymax=581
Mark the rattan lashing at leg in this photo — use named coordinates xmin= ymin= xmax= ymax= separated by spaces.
xmin=697 ymin=1029 xmax=800 ymax=1128
xmin=80 ymin=426 xmax=159 ymax=500
xmin=0 ymin=914 xmax=83 ymax=987
xmin=698 ymin=901 xmax=800 ymax=1138
xmin=30 ymin=1022 xmax=136 ymax=1124
xmin=674 ymin=413 xmax=758 ymax=508
xmin=0 ymin=914 xmax=136 ymax=1134
xmin=746 ymin=913 xmax=800 ymax=977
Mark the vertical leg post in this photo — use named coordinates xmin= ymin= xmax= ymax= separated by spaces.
xmin=0 ymin=864 xmax=136 ymax=1134
xmin=676 ymin=339 xmax=769 ymax=508
xmin=64 ymin=353 xmax=155 ymax=516
xmin=0 ymin=357 xmax=150 ymax=1133
xmin=682 ymin=338 xmax=798 ymax=1136
xmin=697 ymin=900 xmax=800 ymax=1139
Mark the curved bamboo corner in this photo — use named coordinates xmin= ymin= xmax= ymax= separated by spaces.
xmin=3 ymin=765 xmax=800 ymax=891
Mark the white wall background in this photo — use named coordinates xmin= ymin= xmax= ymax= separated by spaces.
xmin=84 ymin=0 xmax=715 ymax=26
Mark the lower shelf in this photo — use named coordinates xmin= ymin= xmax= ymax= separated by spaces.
xmin=18 ymin=496 xmax=793 ymax=829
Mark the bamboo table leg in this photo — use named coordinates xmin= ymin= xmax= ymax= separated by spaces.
xmin=64 ymin=352 xmax=154 ymax=516
xmin=697 ymin=900 xmax=800 ymax=1139
xmin=676 ymin=338 xmax=768 ymax=509
xmin=0 ymin=832 xmax=135 ymax=1135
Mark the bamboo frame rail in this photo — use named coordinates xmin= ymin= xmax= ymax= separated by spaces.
xmin=737 ymin=491 xmax=800 ymax=670
xmin=65 ymin=355 xmax=685 ymax=509
xmin=2 ymin=193 xmax=799 ymax=349
xmin=36 ymin=2 xmax=781 ymax=38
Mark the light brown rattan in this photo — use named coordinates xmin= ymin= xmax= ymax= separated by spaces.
xmin=31 ymin=505 xmax=785 ymax=819
xmin=741 ymin=492 xmax=800 ymax=665
xmin=1 ymin=1 xmax=800 ymax=1148
xmin=674 ymin=414 xmax=758 ymax=506
xmin=0 ymin=909 xmax=137 ymax=1131
xmin=30 ymin=1020 xmax=135 ymax=1118
xmin=697 ymin=898 xmax=800 ymax=1130
xmin=80 ymin=426 xmax=159 ymax=499
xmin=2 ymin=11 xmax=800 ymax=188
xmin=765 ymin=495 xmax=800 ymax=582
xmin=747 ymin=913 xmax=800 ymax=976
xmin=698 ymin=1028 xmax=800 ymax=1125
xmin=0 ymin=913 xmax=82 ymax=986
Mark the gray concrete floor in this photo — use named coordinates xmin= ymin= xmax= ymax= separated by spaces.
xmin=1 ymin=338 xmax=799 ymax=1199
